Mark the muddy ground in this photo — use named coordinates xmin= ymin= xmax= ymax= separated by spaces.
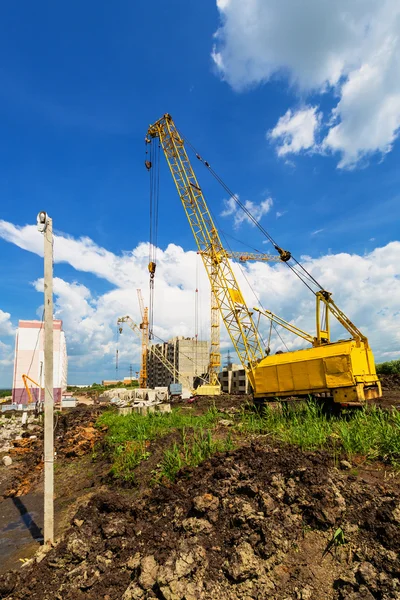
xmin=1 ymin=443 xmax=399 ymax=600
xmin=0 ymin=381 xmax=399 ymax=599
xmin=0 ymin=406 xmax=109 ymax=573
xmin=0 ymin=406 xmax=106 ymax=499
xmin=377 ymin=374 xmax=400 ymax=409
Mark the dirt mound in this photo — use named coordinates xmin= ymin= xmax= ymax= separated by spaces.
xmin=3 ymin=407 xmax=105 ymax=498
xmin=375 ymin=375 xmax=400 ymax=409
xmin=56 ymin=406 xmax=105 ymax=458
xmin=379 ymin=374 xmax=400 ymax=391
xmin=1 ymin=443 xmax=399 ymax=600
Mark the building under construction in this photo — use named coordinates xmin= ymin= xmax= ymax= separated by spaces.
xmin=218 ymin=363 xmax=250 ymax=395
xmin=147 ymin=336 xmax=209 ymax=389
xmin=12 ymin=319 xmax=68 ymax=405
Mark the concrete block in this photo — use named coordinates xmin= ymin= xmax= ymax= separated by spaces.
xmin=134 ymin=388 xmax=150 ymax=400
xmin=61 ymin=399 xmax=77 ymax=408
xmin=156 ymin=403 xmax=172 ymax=414
xmin=117 ymin=407 xmax=133 ymax=416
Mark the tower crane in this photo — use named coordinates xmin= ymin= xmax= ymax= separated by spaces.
xmin=137 ymin=289 xmax=149 ymax=388
xmin=146 ymin=114 xmax=381 ymax=406
xmin=117 ymin=315 xmax=193 ymax=392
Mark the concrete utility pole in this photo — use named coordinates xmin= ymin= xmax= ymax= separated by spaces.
xmin=37 ymin=211 xmax=54 ymax=545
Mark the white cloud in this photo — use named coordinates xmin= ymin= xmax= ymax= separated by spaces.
xmin=0 ymin=220 xmax=400 ymax=382
xmin=276 ymin=211 xmax=287 ymax=219
xmin=221 ymin=195 xmax=273 ymax=228
xmin=0 ymin=340 xmax=14 ymax=387
xmin=268 ymin=106 xmax=321 ymax=156
xmin=0 ymin=310 xmax=14 ymax=336
xmin=235 ymin=241 xmax=400 ymax=359
xmin=311 ymin=228 xmax=324 ymax=236
xmin=0 ymin=220 xmax=144 ymax=288
xmin=213 ymin=0 xmax=400 ymax=168
xmin=220 ymin=196 xmax=236 ymax=217
xmin=0 ymin=341 xmax=13 ymax=365
xmin=322 ymin=38 xmax=400 ymax=168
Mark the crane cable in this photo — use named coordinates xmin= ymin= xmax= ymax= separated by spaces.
xmin=146 ymin=137 xmax=161 ymax=339
xmin=220 ymin=229 xmax=273 ymax=256
xmin=195 ymin=255 xmax=199 ymax=372
xmin=180 ymin=132 xmax=324 ymax=296
xmin=205 ymin=187 xmax=290 ymax=353
xmin=116 ymin=324 xmax=119 ymax=375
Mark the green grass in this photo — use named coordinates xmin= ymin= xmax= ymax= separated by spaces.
xmin=240 ymin=401 xmax=400 ymax=465
xmin=97 ymin=406 xmax=225 ymax=482
xmin=96 ymin=401 xmax=400 ymax=483
xmin=157 ymin=429 xmax=234 ymax=482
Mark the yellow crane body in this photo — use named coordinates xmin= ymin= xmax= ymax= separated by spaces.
xmin=252 ymin=340 xmax=381 ymax=404
xmin=147 ymin=113 xmax=382 ymax=407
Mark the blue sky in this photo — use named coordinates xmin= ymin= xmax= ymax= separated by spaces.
xmin=0 ymin=0 xmax=400 ymax=386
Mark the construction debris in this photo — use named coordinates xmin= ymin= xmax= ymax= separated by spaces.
xmin=101 ymin=386 xmax=185 ymax=409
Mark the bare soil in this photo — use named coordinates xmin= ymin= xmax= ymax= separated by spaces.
xmin=0 ymin=406 xmax=106 ymax=499
xmin=1 ymin=442 xmax=399 ymax=600
xmin=0 ymin=382 xmax=399 ymax=600
xmin=376 ymin=374 xmax=400 ymax=409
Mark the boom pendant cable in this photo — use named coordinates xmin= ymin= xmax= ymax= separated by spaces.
xmin=179 ymin=130 xmax=324 ymax=295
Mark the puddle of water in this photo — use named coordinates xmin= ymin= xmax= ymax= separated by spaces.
xmin=0 ymin=494 xmax=44 ymax=568
xmin=3 ymin=511 xmax=42 ymax=536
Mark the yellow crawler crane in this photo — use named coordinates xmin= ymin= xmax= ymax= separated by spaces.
xmin=146 ymin=114 xmax=382 ymax=406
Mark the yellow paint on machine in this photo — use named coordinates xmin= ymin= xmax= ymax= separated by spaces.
xmin=252 ymin=339 xmax=381 ymax=403
xmin=193 ymin=384 xmax=221 ymax=396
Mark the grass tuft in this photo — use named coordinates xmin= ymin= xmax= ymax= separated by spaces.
xmin=96 ymin=401 xmax=400 ymax=482
xmin=157 ymin=429 xmax=234 ymax=482
xmin=96 ymin=406 xmax=225 ymax=481
xmin=240 ymin=401 xmax=400 ymax=465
